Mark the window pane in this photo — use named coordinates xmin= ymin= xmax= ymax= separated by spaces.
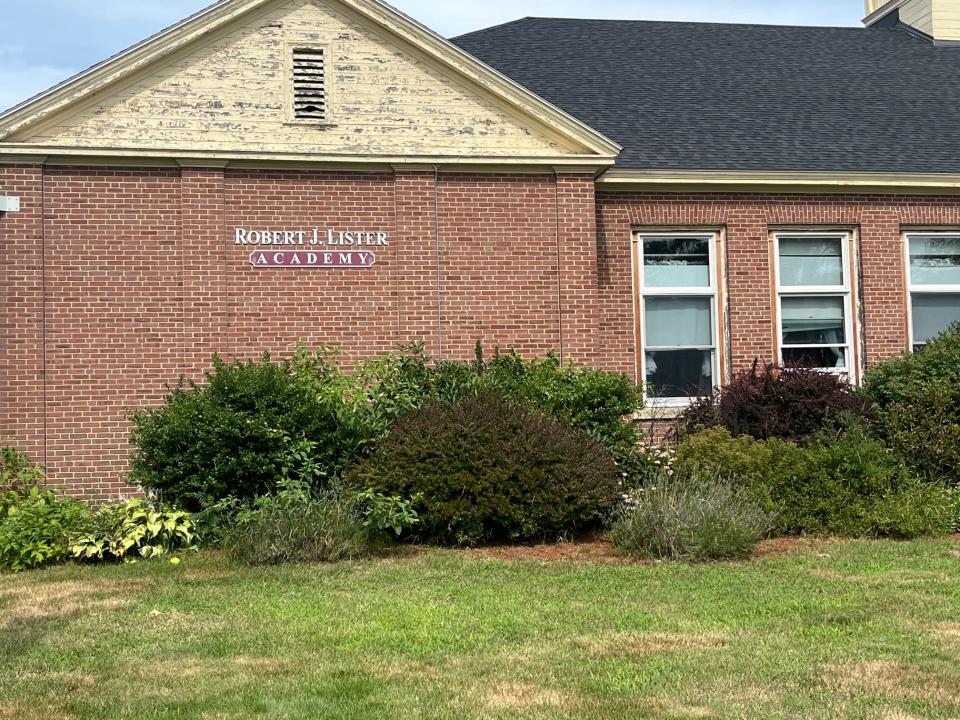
xmin=912 ymin=293 xmax=960 ymax=344
xmin=909 ymin=236 xmax=960 ymax=285
xmin=782 ymin=346 xmax=847 ymax=369
xmin=781 ymin=296 xmax=846 ymax=345
xmin=779 ymin=237 xmax=844 ymax=287
xmin=644 ymin=296 xmax=713 ymax=347
xmin=643 ymin=236 xmax=711 ymax=287
xmin=645 ymin=349 xmax=714 ymax=399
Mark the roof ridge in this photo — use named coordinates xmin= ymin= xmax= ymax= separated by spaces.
xmin=458 ymin=16 xmax=866 ymax=33
xmin=450 ymin=16 xmax=533 ymax=41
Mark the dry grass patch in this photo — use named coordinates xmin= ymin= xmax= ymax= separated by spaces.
xmin=576 ymin=631 xmax=728 ymax=658
xmin=643 ymin=700 xmax=714 ymax=718
xmin=0 ymin=702 xmax=73 ymax=720
xmin=879 ymin=710 xmax=927 ymax=720
xmin=482 ymin=682 xmax=582 ymax=712
xmin=822 ymin=660 xmax=960 ymax=707
xmin=0 ymin=580 xmax=148 ymax=627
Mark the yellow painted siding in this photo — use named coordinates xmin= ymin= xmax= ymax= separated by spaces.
xmin=10 ymin=0 xmax=584 ymax=156
xmin=933 ymin=0 xmax=960 ymax=40
xmin=899 ymin=0 xmax=935 ymax=35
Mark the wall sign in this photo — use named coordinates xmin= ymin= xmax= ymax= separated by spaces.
xmin=235 ymin=227 xmax=388 ymax=269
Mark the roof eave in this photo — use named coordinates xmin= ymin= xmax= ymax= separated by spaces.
xmin=597 ymin=168 xmax=960 ymax=194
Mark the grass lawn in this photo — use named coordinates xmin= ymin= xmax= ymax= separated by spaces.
xmin=1 ymin=538 xmax=959 ymax=720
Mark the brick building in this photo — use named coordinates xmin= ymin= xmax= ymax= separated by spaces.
xmin=2 ymin=0 xmax=960 ymax=500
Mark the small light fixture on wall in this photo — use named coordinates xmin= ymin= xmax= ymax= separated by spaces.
xmin=0 ymin=195 xmax=21 ymax=212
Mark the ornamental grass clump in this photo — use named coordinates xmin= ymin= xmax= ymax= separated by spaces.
xmin=611 ymin=472 xmax=776 ymax=562
xmin=222 ymin=480 xmax=371 ymax=565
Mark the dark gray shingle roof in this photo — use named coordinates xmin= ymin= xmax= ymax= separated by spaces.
xmin=451 ymin=18 xmax=960 ymax=173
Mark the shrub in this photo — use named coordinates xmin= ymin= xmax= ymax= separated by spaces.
xmin=0 ymin=486 xmax=93 ymax=572
xmin=675 ymin=425 xmax=954 ymax=538
xmin=222 ymin=480 xmax=370 ymax=565
xmin=354 ymin=488 xmax=421 ymax=538
xmin=70 ymin=499 xmax=196 ymax=562
xmin=678 ymin=361 xmax=868 ymax=442
xmin=610 ymin=472 xmax=776 ymax=561
xmin=130 ymin=345 xmax=643 ymax=511
xmin=0 ymin=446 xmax=44 ymax=496
xmin=673 ymin=427 xmax=811 ymax=514
xmin=130 ymin=352 xmax=353 ymax=510
xmin=875 ymin=384 xmax=960 ymax=487
xmin=862 ymin=324 xmax=960 ymax=408
xmin=867 ymin=480 xmax=955 ymax=540
xmin=349 ymin=393 xmax=620 ymax=546
xmin=951 ymin=486 xmax=960 ymax=533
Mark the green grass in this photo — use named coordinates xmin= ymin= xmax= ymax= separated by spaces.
xmin=1 ymin=538 xmax=959 ymax=719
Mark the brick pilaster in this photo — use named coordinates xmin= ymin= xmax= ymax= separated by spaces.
xmin=556 ymin=172 xmax=600 ymax=365
xmin=394 ymin=170 xmax=441 ymax=357
xmin=0 ymin=164 xmax=45 ymax=469
xmin=180 ymin=165 xmax=229 ymax=375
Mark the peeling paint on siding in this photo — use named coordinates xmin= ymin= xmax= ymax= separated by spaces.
xmin=12 ymin=0 xmax=583 ymax=156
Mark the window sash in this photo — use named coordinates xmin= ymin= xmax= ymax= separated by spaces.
xmin=774 ymin=233 xmax=853 ymax=374
xmin=906 ymin=234 xmax=960 ymax=349
xmin=636 ymin=233 xmax=720 ymax=404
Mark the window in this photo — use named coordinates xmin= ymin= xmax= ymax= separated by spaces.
xmin=906 ymin=233 xmax=960 ymax=350
xmin=774 ymin=233 xmax=853 ymax=374
xmin=636 ymin=233 xmax=720 ymax=405
xmin=291 ymin=48 xmax=327 ymax=122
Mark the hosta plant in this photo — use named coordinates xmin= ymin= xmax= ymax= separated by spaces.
xmin=70 ymin=499 xmax=196 ymax=562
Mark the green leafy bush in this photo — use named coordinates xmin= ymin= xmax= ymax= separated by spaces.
xmin=354 ymin=488 xmax=421 ymax=538
xmin=951 ymin=486 xmax=960 ymax=532
xmin=0 ymin=486 xmax=93 ymax=572
xmin=862 ymin=328 xmax=960 ymax=487
xmin=862 ymin=324 xmax=960 ymax=407
xmin=673 ymin=427 xmax=811 ymax=514
xmin=610 ymin=472 xmax=775 ymax=561
xmin=1 ymin=446 xmax=44 ymax=496
xmin=131 ymin=345 xmax=642 ymax=511
xmin=872 ymin=381 xmax=960 ymax=488
xmin=70 ymin=499 xmax=196 ymax=562
xmin=675 ymin=426 xmax=954 ymax=538
xmin=349 ymin=393 xmax=620 ymax=546
xmin=678 ymin=362 xmax=868 ymax=442
xmin=129 ymin=352 xmax=356 ymax=510
xmin=222 ymin=480 xmax=370 ymax=565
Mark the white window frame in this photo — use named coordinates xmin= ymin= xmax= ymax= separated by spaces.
xmin=773 ymin=232 xmax=855 ymax=378
xmin=634 ymin=232 xmax=721 ymax=408
xmin=905 ymin=232 xmax=960 ymax=351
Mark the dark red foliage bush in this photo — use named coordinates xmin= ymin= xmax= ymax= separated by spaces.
xmin=348 ymin=392 xmax=620 ymax=546
xmin=677 ymin=360 xmax=869 ymax=442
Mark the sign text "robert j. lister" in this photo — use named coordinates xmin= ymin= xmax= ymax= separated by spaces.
xmin=235 ymin=228 xmax=389 ymax=246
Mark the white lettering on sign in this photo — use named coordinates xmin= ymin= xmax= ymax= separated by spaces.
xmin=248 ymin=250 xmax=377 ymax=268
xmin=235 ymin=227 xmax=389 ymax=247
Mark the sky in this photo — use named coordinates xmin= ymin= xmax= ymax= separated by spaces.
xmin=0 ymin=0 xmax=866 ymax=113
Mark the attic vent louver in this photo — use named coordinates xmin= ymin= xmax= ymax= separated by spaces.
xmin=292 ymin=48 xmax=326 ymax=121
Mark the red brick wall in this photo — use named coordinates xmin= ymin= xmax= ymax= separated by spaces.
xmin=40 ymin=167 xmax=183 ymax=499
xmin=437 ymin=173 xmax=561 ymax=359
xmin=224 ymin=170 xmax=399 ymax=361
xmin=0 ymin=166 xmax=44 ymax=467
xmin=595 ymin=192 xmax=960 ymax=379
xmin=5 ymin=166 xmax=960 ymax=500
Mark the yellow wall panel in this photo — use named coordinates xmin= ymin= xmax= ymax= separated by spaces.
xmin=11 ymin=0 xmax=584 ymax=157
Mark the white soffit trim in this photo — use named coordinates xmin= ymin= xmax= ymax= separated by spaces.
xmin=597 ymin=168 xmax=960 ymax=193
